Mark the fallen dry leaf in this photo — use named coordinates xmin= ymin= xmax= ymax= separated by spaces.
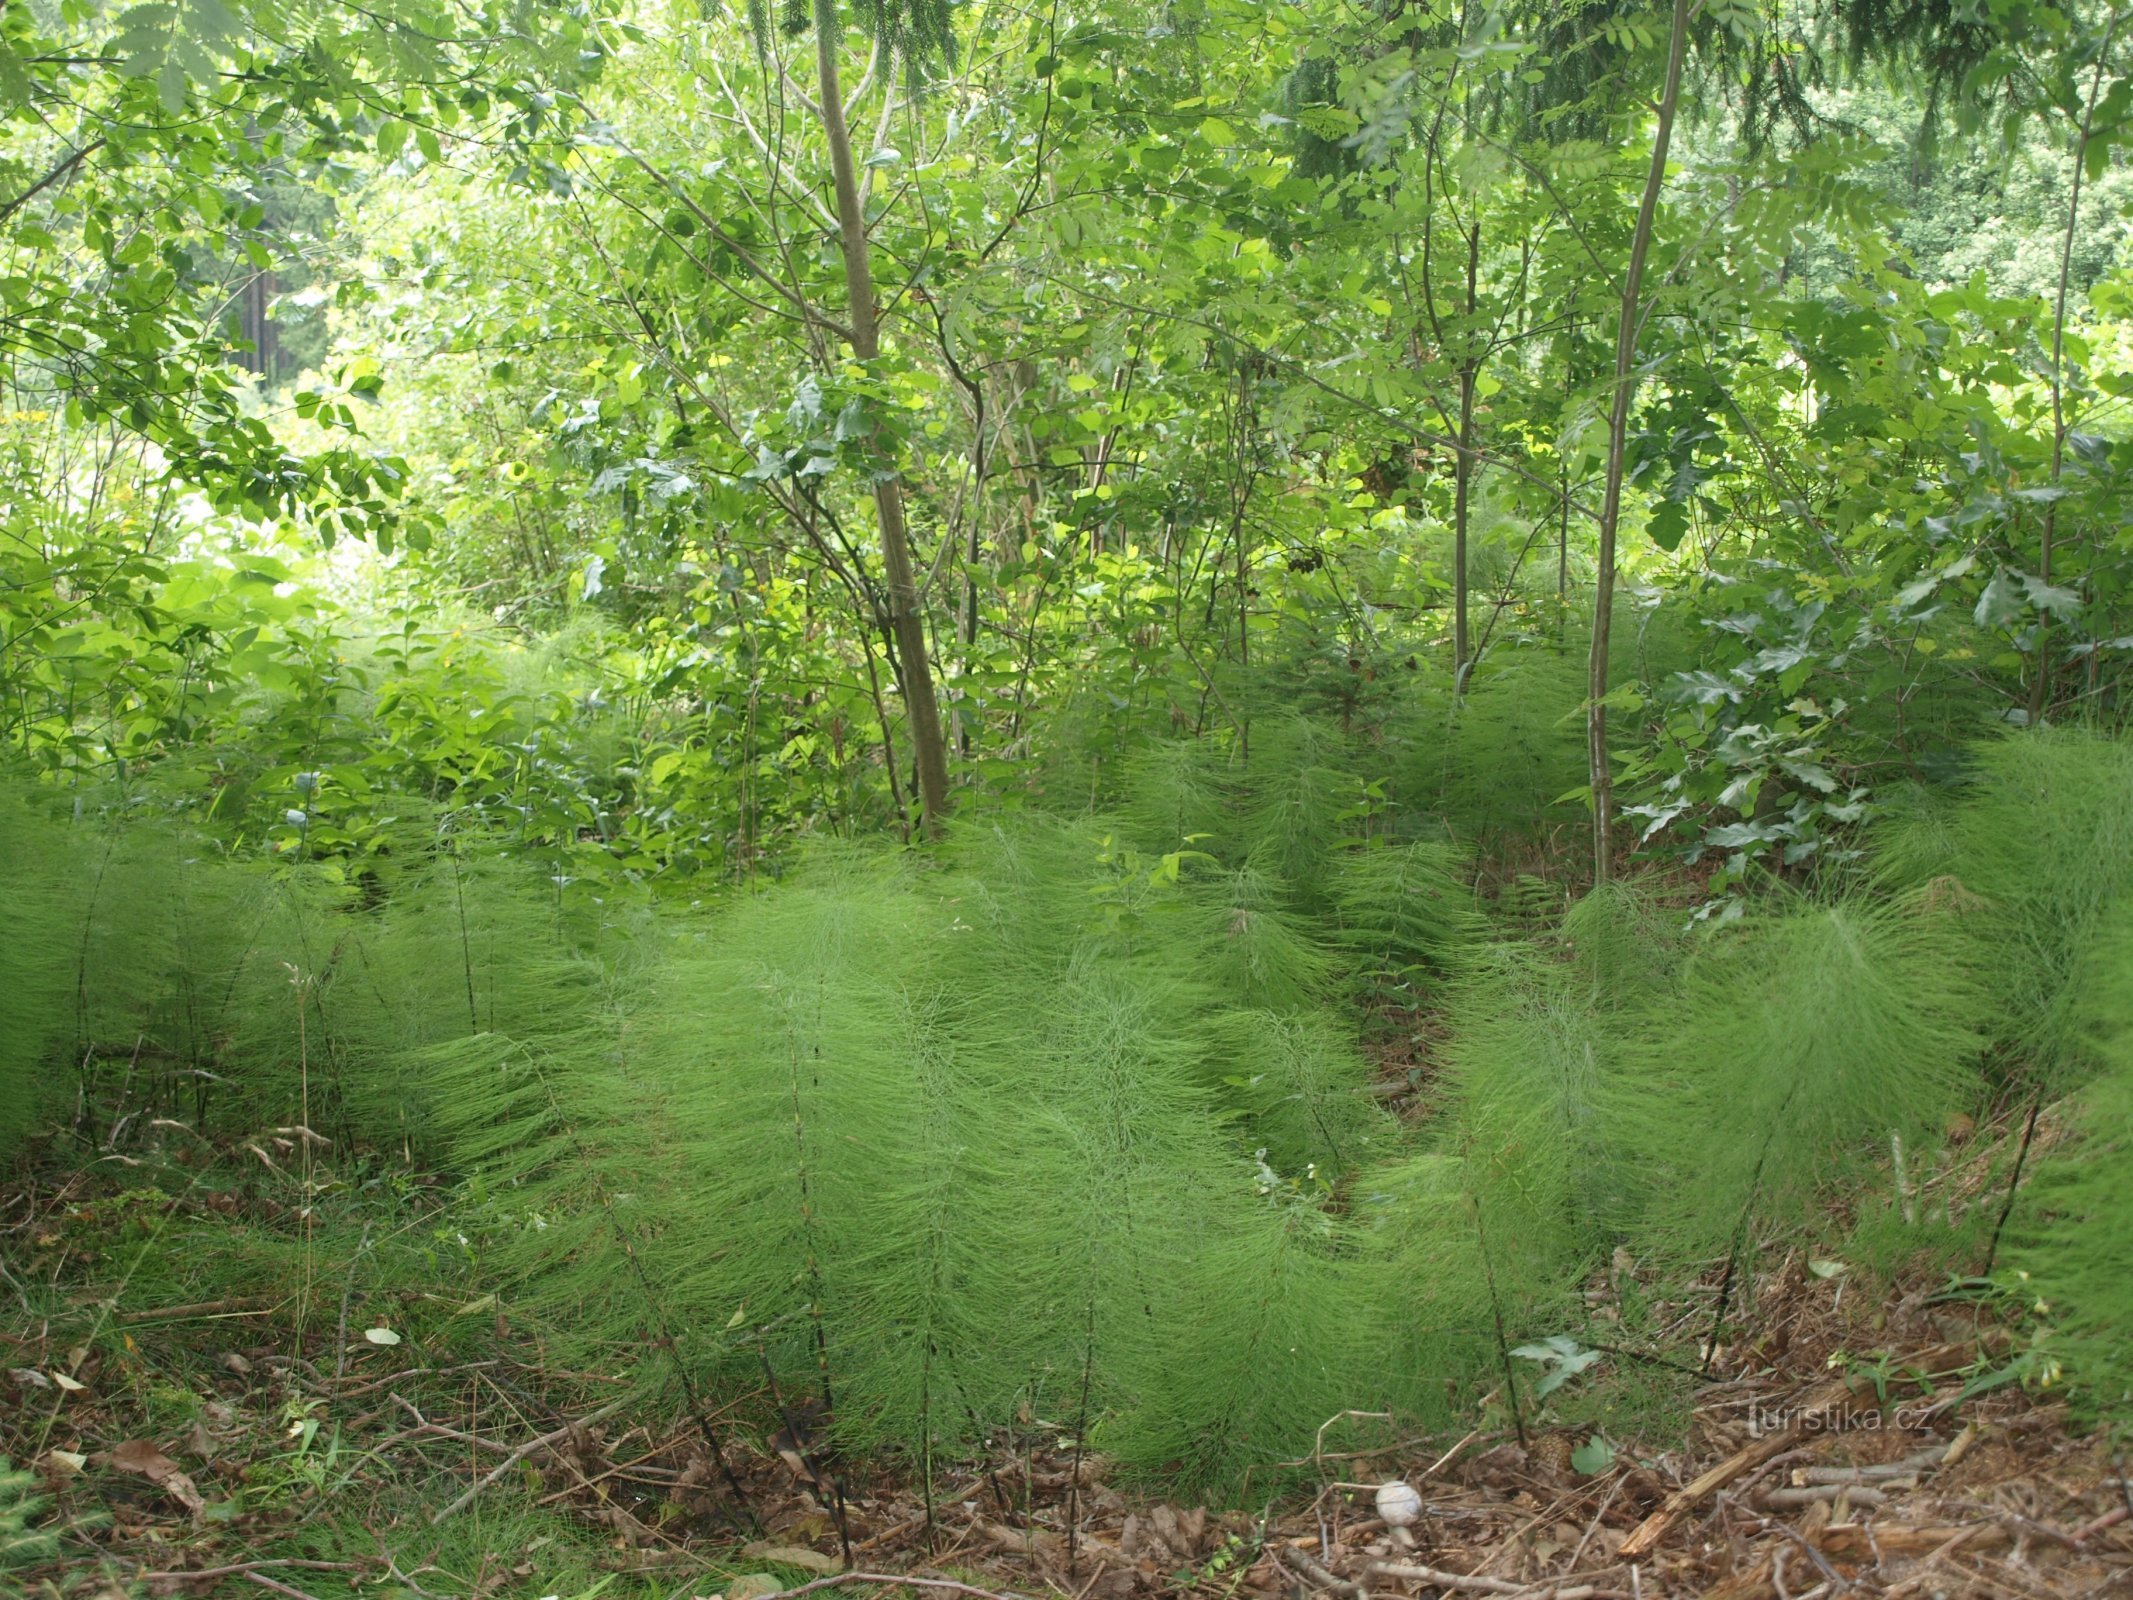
xmin=740 ymin=1542 xmax=841 ymax=1574
xmin=108 ymin=1438 xmax=205 ymax=1512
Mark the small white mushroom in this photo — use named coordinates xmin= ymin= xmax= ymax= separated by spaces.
xmin=1375 ymin=1478 xmax=1424 ymax=1545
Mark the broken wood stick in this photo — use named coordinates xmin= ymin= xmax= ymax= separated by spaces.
xmin=428 ymin=1397 xmax=626 ymax=1525
xmin=2072 ymin=1504 xmax=2130 ymax=1543
xmin=1797 ymin=1439 xmax=1954 ymax=1483
xmin=769 ymin=1574 xmax=1041 ymax=1600
xmin=1616 ymin=1339 xmax=1983 ymax=1560
xmin=1364 ymin=1561 xmax=1631 ymax=1599
xmin=1273 ymin=1547 xmax=1359 ymax=1596
xmin=1758 ymin=1484 xmax=1890 ymax=1509
xmin=1363 ymin=1562 xmax=1524 ymax=1595
xmin=1814 ymin=1522 xmax=2009 ymax=1560
xmin=138 ymin=1558 xmax=360 ymax=1587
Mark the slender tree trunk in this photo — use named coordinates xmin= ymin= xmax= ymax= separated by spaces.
xmin=1452 ymin=219 xmax=1479 ymax=691
xmin=812 ymin=1 xmax=954 ymax=836
xmin=959 ymin=517 xmax=980 ymax=757
xmin=1587 ymin=0 xmax=1689 ymax=885
xmin=2032 ymin=8 xmax=2123 ymax=727
xmin=1556 ymin=458 xmax=1570 ymax=635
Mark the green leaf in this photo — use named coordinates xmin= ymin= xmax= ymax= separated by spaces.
xmin=0 ymin=47 xmax=31 ymax=108
xmin=1648 ymin=499 xmax=1690 ymax=553
xmin=2019 ymin=573 xmax=2082 ymax=614
xmin=1974 ymin=570 xmax=2025 ymax=629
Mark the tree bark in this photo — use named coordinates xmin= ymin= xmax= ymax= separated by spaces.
xmin=1452 ymin=217 xmax=1479 ymax=691
xmin=2032 ymin=7 xmax=2124 ymax=727
xmin=1587 ymin=0 xmax=1689 ymax=885
xmin=812 ymin=1 xmax=955 ymax=836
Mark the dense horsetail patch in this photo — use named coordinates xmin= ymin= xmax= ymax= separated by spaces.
xmin=6 ymin=729 xmax=2133 ymax=1492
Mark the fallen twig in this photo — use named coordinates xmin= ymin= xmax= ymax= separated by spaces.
xmin=428 ymin=1398 xmax=627 ymax=1524
xmin=1564 ymin=1470 xmax=1630 ymax=1572
xmin=117 ymin=1297 xmax=277 ymax=1325
xmin=1942 ymin=1498 xmax=2094 ymax=1552
xmin=1274 ymin=1546 xmax=1360 ymax=1596
xmin=1366 ymin=1564 xmax=1629 ymax=1600
xmin=390 ymin=1394 xmax=516 ymax=1454
xmin=766 ymin=1572 xmax=1044 ymax=1600
xmin=532 ymin=1425 xmax=680 ymax=1506
xmin=1419 ymin=1426 xmax=1490 ymax=1484
xmin=1878 ymin=1528 xmax=1991 ymax=1599
xmin=1365 ymin=1562 xmax=1523 ymax=1594
xmin=1760 ymin=1484 xmax=1890 ymax=1509
xmin=852 ymin=1514 xmax=930 ymax=1553
xmin=1816 ymin=1523 xmax=2006 ymax=1561
xmin=334 ymin=1360 xmax=502 ymax=1399
xmin=1616 ymin=1339 xmax=1983 ymax=1560
xmin=140 ymin=1559 xmax=361 ymax=1586
xmin=1798 ymin=1440 xmax=1953 ymax=1484
xmin=1764 ymin=1517 xmax=1847 ymax=1592
xmin=2071 ymin=1504 xmax=2129 ymax=1543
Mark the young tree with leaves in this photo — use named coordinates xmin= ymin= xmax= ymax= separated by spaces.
xmin=792 ymin=0 xmax=959 ymax=833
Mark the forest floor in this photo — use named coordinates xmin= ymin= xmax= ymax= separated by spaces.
xmin=4 ymin=1114 xmax=2129 ymax=1600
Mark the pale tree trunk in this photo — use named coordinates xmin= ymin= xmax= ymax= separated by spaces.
xmin=2032 ymin=7 xmax=2124 ymax=727
xmin=812 ymin=1 xmax=954 ymax=835
xmin=1587 ymin=0 xmax=1689 ymax=885
xmin=1452 ymin=217 xmax=1479 ymax=690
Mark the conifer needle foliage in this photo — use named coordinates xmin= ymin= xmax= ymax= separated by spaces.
xmin=0 ymin=784 xmax=77 ymax=1153
xmin=1440 ymin=939 xmax=1621 ymax=1249
xmin=1195 ymin=865 xmax=1334 ymax=1013
xmin=408 ymin=826 xmax=1419 ymax=1496
xmin=1355 ymin=1147 xmax=1561 ymax=1427
xmin=1879 ymin=731 xmax=2133 ymax=1086
xmin=2007 ymin=902 xmax=2133 ymax=1429
xmin=1116 ymin=740 xmax=1233 ymax=857
xmin=0 ymin=1457 xmax=56 ymax=1570
xmin=2012 ymin=1059 xmax=2133 ymax=1428
xmin=21 ymin=730 xmax=2133 ymax=1490
xmin=1329 ymin=839 xmax=1485 ymax=1005
xmin=1425 ymin=644 xmax=1593 ymax=839
xmin=1616 ymin=898 xmax=1983 ymax=1264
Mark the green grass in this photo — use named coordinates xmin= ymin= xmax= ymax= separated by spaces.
xmin=0 ymin=1132 xmax=769 ymax=1599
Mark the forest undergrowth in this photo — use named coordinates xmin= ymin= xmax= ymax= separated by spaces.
xmin=6 ymin=724 xmax=2133 ymax=1598
xmin=14 ymin=0 xmax=2133 ymax=1589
